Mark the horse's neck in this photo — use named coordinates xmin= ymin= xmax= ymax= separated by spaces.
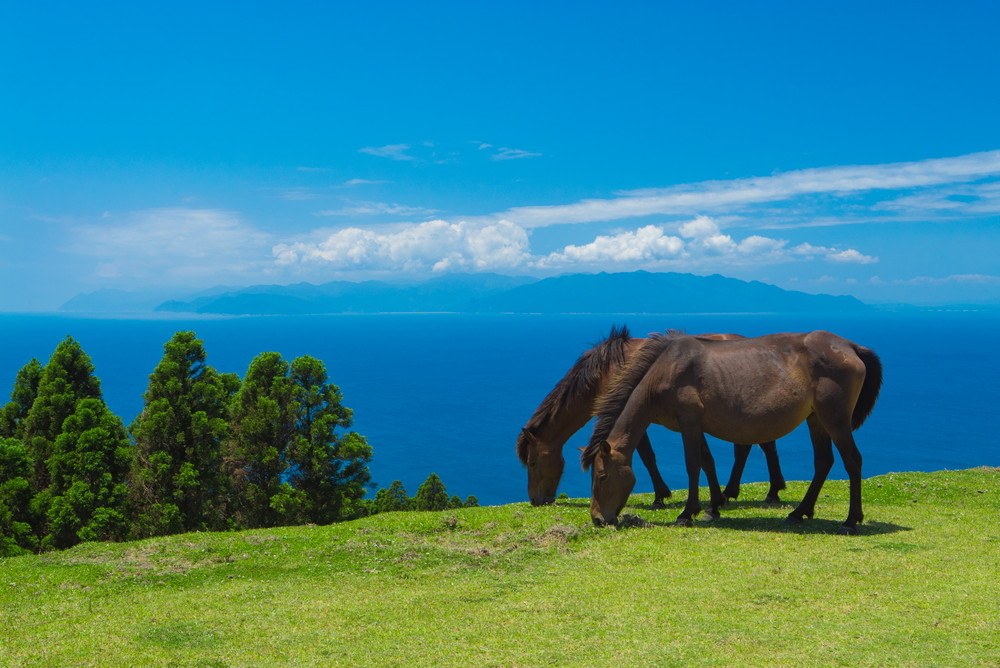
xmin=609 ymin=382 xmax=656 ymax=457
xmin=536 ymin=404 xmax=595 ymax=453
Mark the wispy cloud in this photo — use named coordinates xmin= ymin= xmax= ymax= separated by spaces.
xmin=491 ymin=147 xmax=542 ymax=161
xmin=359 ymin=144 xmax=417 ymax=161
xmin=492 ymin=150 xmax=1000 ymax=228
xmin=316 ymin=201 xmax=438 ymax=217
xmin=72 ymin=208 xmax=273 ymax=284
xmin=342 ymin=178 xmax=390 ymax=187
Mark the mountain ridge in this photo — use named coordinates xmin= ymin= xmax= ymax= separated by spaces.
xmin=137 ymin=271 xmax=871 ymax=315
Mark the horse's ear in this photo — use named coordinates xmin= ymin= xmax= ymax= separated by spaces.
xmin=599 ymin=440 xmax=611 ymax=456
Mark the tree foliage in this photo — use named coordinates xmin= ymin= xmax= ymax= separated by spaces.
xmin=373 ymin=480 xmax=411 ymax=513
xmin=227 ymin=353 xmax=374 ymax=528
xmin=0 ymin=358 xmax=42 ymax=439
xmin=21 ymin=338 xmax=102 ymax=492
xmin=44 ymin=398 xmax=132 ymax=549
xmin=0 ymin=437 xmax=36 ymax=556
xmin=129 ymin=332 xmax=239 ymax=537
xmin=287 ymin=355 xmax=372 ymax=524
xmin=414 ymin=473 xmax=451 ymax=511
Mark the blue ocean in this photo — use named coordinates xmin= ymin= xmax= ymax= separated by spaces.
xmin=1 ymin=312 xmax=997 ymax=505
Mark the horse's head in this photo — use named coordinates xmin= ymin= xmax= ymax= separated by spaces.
xmin=518 ymin=428 xmax=565 ymax=506
xmin=589 ymin=438 xmax=636 ymax=527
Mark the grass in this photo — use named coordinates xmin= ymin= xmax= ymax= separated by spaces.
xmin=1 ymin=468 xmax=997 ymax=667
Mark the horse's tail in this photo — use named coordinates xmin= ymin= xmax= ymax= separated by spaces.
xmin=850 ymin=344 xmax=883 ymax=430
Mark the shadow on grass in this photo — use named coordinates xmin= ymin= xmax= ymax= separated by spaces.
xmin=621 ymin=514 xmax=912 ymax=536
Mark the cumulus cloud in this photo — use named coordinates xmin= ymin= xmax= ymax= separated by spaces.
xmin=538 ymin=225 xmax=684 ymax=268
xmin=537 ymin=216 xmax=877 ymax=271
xmin=273 ymin=219 xmax=531 ymax=272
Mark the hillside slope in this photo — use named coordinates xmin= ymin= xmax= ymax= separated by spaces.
xmin=1 ymin=469 xmax=996 ymax=666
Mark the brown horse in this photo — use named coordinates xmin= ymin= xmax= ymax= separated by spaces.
xmin=583 ymin=331 xmax=882 ymax=534
xmin=516 ymin=326 xmax=786 ymax=507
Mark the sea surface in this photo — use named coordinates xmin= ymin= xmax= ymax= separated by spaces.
xmin=1 ymin=311 xmax=997 ymax=505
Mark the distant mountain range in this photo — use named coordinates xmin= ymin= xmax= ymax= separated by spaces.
xmin=61 ymin=271 xmax=874 ymax=315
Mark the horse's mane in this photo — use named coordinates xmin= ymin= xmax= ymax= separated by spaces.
xmin=516 ymin=325 xmax=633 ymax=465
xmin=581 ymin=331 xmax=680 ymax=471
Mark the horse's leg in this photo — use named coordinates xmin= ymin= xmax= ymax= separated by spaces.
xmin=698 ymin=436 xmax=727 ymax=519
xmin=787 ymin=415 xmax=834 ymax=524
xmin=830 ymin=430 xmax=864 ymax=535
xmin=635 ymin=430 xmax=672 ymax=508
xmin=675 ymin=429 xmax=705 ymax=527
xmin=760 ymin=441 xmax=785 ymax=504
xmin=723 ymin=443 xmax=751 ymax=500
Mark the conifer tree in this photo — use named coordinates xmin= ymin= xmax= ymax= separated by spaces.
xmin=21 ymin=338 xmax=102 ymax=493
xmin=413 ymin=473 xmax=450 ymax=511
xmin=0 ymin=358 xmax=42 ymax=439
xmin=0 ymin=437 xmax=36 ymax=556
xmin=44 ymin=398 xmax=132 ymax=549
xmin=373 ymin=480 xmax=411 ymax=513
xmin=287 ymin=355 xmax=372 ymax=524
xmin=129 ymin=331 xmax=239 ymax=537
xmin=226 ymin=352 xmax=297 ymax=528
xmin=227 ymin=352 xmax=374 ymax=528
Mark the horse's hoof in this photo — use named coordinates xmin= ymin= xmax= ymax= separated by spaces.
xmin=785 ymin=513 xmax=804 ymax=525
xmin=702 ymin=509 xmax=720 ymax=522
xmin=764 ymin=494 xmax=782 ymax=506
xmin=674 ymin=517 xmax=693 ymax=528
xmin=839 ymin=524 xmax=859 ymax=536
xmin=723 ymin=488 xmax=739 ymax=500
xmin=651 ymin=500 xmax=666 ymax=510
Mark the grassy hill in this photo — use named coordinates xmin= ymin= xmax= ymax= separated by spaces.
xmin=1 ymin=468 xmax=997 ymax=666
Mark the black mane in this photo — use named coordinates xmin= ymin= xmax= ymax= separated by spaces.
xmin=516 ymin=325 xmax=632 ymax=465
xmin=581 ymin=332 xmax=680 ymax=471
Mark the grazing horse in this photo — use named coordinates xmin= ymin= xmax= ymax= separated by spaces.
xmin=583 ymin=331 xmax=882 ymax=534
xmin=516 ymin=326 xmax=786 ymax=507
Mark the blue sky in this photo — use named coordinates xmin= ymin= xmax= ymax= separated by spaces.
xmin=1 ymin=1 xmax=998 ymax=310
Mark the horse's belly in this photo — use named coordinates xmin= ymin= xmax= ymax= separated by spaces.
xmin=700 ymin=394 xmax=812 ymax=444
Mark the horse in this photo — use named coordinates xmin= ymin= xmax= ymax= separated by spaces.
xmin=516 ymin=325 xmax=786 ymax=507
xmin=582 ymin=331 xmax=882 ymax=535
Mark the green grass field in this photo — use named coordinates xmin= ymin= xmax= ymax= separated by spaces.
xmin=1 ymin=468 xmax=997 ymax=667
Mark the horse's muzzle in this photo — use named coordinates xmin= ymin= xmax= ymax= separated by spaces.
xmin=530 ymin=496 xmax=556 ymax=507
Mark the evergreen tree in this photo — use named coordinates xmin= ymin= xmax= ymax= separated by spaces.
xmin=129 ymin=331 xmax=239 ymax=537
xmin=287 ymin=355 xmax=373 ymax=524
xmin=21 ymin=338 xmax=102 ymax=493
xmin=373 ymin=480 xmax=411 ymax=513
xmin=0 ymin=358 xmax=42 ymax=438
xmin=413 ymin=473 xmax=450 ymax=511
xmin=0 ymin=438 xmax=36 ymax=556
xmin=226 ymin=352 xmax=297 ymax=528
xmin=463 ymin=495 xmax=479 ymax=507
xmin=44 ymin=398 xmax=132 ymax=549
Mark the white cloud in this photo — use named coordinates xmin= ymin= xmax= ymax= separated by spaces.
xmin=72 ymin=208 xmax=273 ymax=284
xmin=829 ymin=249 xmax=879 ymax=264
xmin=273 ymin=219 xmax=530 ymax=272
xmin=316 ymin=201 xmax=438 ymax=217
xmin=343 ymin=178 xmax=390 ymax=187
xmin=359 ymin=144 xmax=416 ymax=161
xmin=490 ymin=150 xmax=1000 ymax=228
xmin=492 ymin=147 xmax=542 ymax=161
xmin=537 ymin=216 xmax=877 ymax=271
xmin=538 ymin=225 xmax=684 ymax=268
